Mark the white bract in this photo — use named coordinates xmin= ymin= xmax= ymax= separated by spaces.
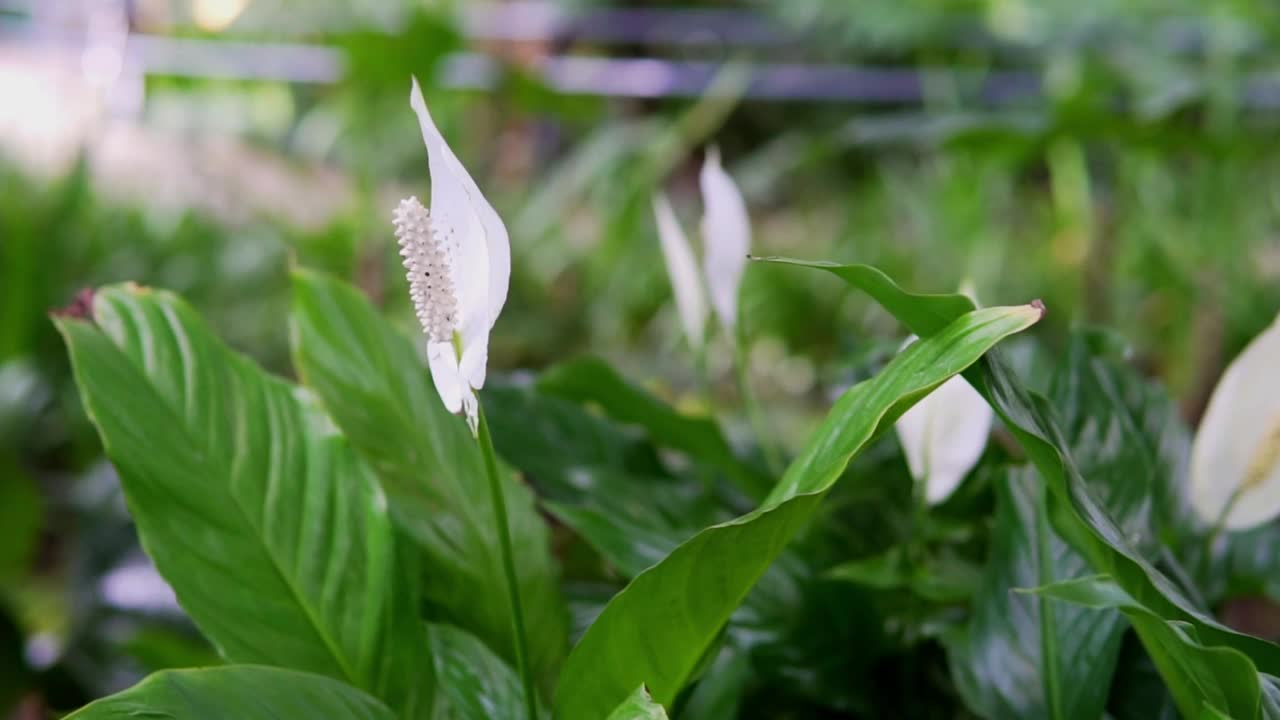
xmin=653 ymin=192 xmax=708 ymax=351
xmin=699 ymin=146 xmax=750 ymax=334
xmin=394 ymin=77 xmax=510 ymax=433
xmin=652 ymin=147 xmax=750 ymax=350
xmin=1190 ymin=312 xmax=1280 ymax=530
xmin=894 ymin=335 xmax=994 ymax=505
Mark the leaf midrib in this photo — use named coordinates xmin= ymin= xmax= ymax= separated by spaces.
xmin=113 ymin=297 xmax=365 ymax=687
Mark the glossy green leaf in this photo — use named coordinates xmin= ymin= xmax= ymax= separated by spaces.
xmin=65 ymin=665 xmax=396 ymax=719
xmin=947 ymin=467 xmax=1124 ymax=720
xmin=606 ymin=686 xmax=670 ymax=720
xmin=56 ymin=285 xmax=431 ymax=717
xmin=537 ymin=356 xmax=771 ymax=499
xmin=429 ymin=623 xmax=537 ymax=720
xmin=759 ymin=257 xmax=1280 ymax=675
xmin=289 ymin=269 xmax=568 ymax=692
xmin=553 ymin=302 xmax=1042 ymax=718
xmin=1030 ymin=575 xmax=1260 ymax=719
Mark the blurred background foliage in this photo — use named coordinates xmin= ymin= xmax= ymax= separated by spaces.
xmin=3 ymin=0 xmax=1280 ymax=716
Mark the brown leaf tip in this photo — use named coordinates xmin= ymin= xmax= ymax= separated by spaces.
xmin=51 ymin=288 xmax=95 ymax=320
xmin=1030 ymin=298 xmax=1046 ymax=318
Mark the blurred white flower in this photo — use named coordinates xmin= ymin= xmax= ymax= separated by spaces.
xmin=653 ymin=192 xmax=708 ymax=351
xmin=894 ymin=336 xmax=994 ymax=505
xmin=395 ymin=77 xmax=510 ymax=433
xmin=1190 ymin=312 xmax=1280 ymax=530
xmin=700 ymin=146 xmax=750 ymax=334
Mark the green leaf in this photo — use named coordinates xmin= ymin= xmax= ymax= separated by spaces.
xmin=760 ymin=258 xmax=1280 ymax=674
xmin=553 ymin=302 xmax=1042 ymax=718
xmin=429 ymin=623 xmax=538 ymax=720
xmin=947 ymin=467 xmax=1125 ymax=720
xmin=288 ymin=269 xmax=568 ymax=693
xmin=65 ymin=665 xmax=397 ymax=719
xmin=56 ymin=285 xmax=431 ymax=717
xmin=537 ymin=356 xmax=771 ymax=499
xmin=483 ymin=380 xmax=725 ymax=579
xmin=1030 ymin=576 xmax=1260 ymax=719
xmin=606 ymin=686 xmax=670 ymax=720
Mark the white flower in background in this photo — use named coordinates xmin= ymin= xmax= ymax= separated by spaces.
xmin=395 ymin=77 xmax=510 ymax=433
xmin=894 ymin=334 xmax=994 ymax=505
xmin=1190 ymin=312 xmax=1280 ymax=530
xmin=895 ymin=285 xmax=992 ymax=504
xmin=653 ymin=192 xmax=708 ymax=351
xmin=699 ymin=146 xmax=750 ymax=334
xmin=653 ymin=147 xmax=752 ymax=348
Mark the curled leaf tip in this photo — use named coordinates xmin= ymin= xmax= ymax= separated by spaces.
xmin=51 ymin=288 xmax=96 ymax=320
xmin=1031 ymin=298 xmax=1047 ymax=317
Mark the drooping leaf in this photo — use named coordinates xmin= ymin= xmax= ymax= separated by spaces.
xmin=537 ymin=356 xmax=771 ymax=499
xmin=759 ymin=258 xmax=1280 ymax=709
xmin=64 ymin=665 xmax=396 ymax=719
xmin=1030 ymin=576 xmax=1261 ymax=719
xmin=759 ymin=257 xmax=1280 ymax=673
xmin=429 ymin=623 xmax=538 ymax=720
xmin=289 ymin=269 xmax=568 ymax=692
xmin=553 ymin=302 xmax=1042 ymax=718
xmin=56 ymin=285 xmax=431 ymax=717
xmin=947 ymin=467 xmax=1124 ymax=720
xmin=606 ymin=686 xmax=670 ymax=720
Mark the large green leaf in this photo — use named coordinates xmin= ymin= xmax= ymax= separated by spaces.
xmin=761 ymin=259 xmax=1280 ymax=699
xmin=553 ymin=302 xmax=1042 ymax=718
xmin=288 ymin=269 xmax=568 ymax=692
xmin=65 ymin=665 xmax=396 ymax=719
xmin=429 ymin=623 xmax=535 ymax=720
xmin=947 ymin=467 xmax=1124 ymax=720
xmin=950 ymin=332 xmax=1181 ymax=719
xmin=1030 ymin=576 xmax=1260 ymax=719
xmin=605 ymin=686 xmax=670 ymax=720
xmin=537 ymin=357 xmax=771 ymax=499
xmin=56 ymin=285 xmax=431 ymax=717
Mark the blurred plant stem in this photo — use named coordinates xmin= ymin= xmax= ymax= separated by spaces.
xmin=734 ymin=332 xmax=783 ymax=478
xmin=476 ymin=403 xmax=538 ymax=719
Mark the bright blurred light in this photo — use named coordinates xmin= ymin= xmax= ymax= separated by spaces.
xmin=193 ymin=0 xmax=249 ymax=31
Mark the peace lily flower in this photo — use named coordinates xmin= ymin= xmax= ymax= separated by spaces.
xmin=652 ymin=192 xmax=708 ymax=351
xmin=653 ymin=147 xmax=751 ymax=349
xmin=699 ymin=146 xmax=750 ymax=334
xmin=1190 ymin=312 xmax=1280 ymax=531
xmin=894 ymin=284 xmax=993 ymax=504
xmin=394 ymin=77 xmax=510 ymax=433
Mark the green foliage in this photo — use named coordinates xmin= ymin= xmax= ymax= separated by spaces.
xmin=64 ymin=666 xmax=396 ymax=719
xmin=553 ymin=303 xmax=1042 ymax=717
xmin=289 ymin=269 xmax=569 ymax=694
xmin=56 ymin=285 xmax=432 ymax=718
xmin=41 ymin=251 xmax=1280 ymax=718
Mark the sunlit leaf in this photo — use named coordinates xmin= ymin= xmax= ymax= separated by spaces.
xmin=57 ymin=285 xmax=431 ymax=717
xmin=606 ymin=686 xmax=669 ymax=720
xmin=65 ymin=666 xmax=395 ymax=719
xmin=289 ymin=269 xmax=568 ymax=692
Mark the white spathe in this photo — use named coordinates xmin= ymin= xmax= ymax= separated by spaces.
xmin=395 ymin=77 xmax=511 ymax=433
xmin=653 ymin=192 xmax=708 ymax=351
xmin=894 ymin=336 xmax=994 ymax=505
xmin=699 ymin=146 xmax=750 ymax=334
xmin=1190 ymin=312 xmax=1280 ymax=530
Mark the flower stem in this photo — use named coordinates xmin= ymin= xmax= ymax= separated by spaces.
xmin=476 ymin=402 xmax=538 ymax=720
xmin=733 ymin=332 xmax=784 ymax=477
